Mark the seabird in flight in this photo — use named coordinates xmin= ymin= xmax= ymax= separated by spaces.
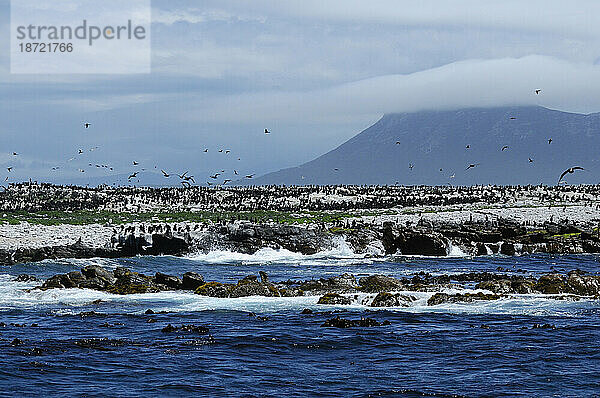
xmin=558 ymin=166 xmax=584 ymax=183
xmin=161 ymin=170 xmax=170 ymax=178
xmin=264 ymin=129 xmax=270 ymax=134
xmin=84 ymin=122 xmax=91 ymax=129
xmin=501 ymin=145 xmax=509 ymax=151
xmin=465 ymin=163 xmax=480 ymax=170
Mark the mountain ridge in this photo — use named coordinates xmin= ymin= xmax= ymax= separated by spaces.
xmin=246 ymin=106 xmax=600 ymax=186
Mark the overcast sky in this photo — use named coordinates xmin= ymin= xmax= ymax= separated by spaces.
xmin=1 ymin=0 xmax=600 ymax=184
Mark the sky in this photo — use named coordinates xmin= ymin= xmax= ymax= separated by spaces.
xmin=1 ymin=0 xmax=600 ymax=185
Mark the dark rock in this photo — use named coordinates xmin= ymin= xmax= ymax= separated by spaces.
xmin=370 ymin=292 xmax=416 ymax=307
xmin=317 ymin=293 xmax=352 ymax=305
xmin=154 ymin=272 xmax=183 ymax=290
xmin=81 ymin=265 xmax=116 ymax=285
xmin=535 ymin=273 xmax=568 ymax=294
xmin=500 ymin=243 xmax=516 ymax=256
xmin=145 ymin=309 xmax=155 ymax=315
xmin=532 ymin=323 xmax=556 ymax=329
xmin=11 ymin=338 xmax=24 ymax=346
xmin=299 ymin=273 xmax=358 ymax=294
xmin=229 ymin=279 xmax=279 ymax=298
xmin=161 ymin=324 xmax=209 ymax=334
xmin=359 ymin=274 xmax=404 ymax=293
xmin=301 ymin=308 xmax=313 ymax=314
xmin=321 ymin=316 xmax=390 ymax=328
xmin=476 ymin=278 xmax=536 ymax=294
xmin=259 ymin=271 xmax=269 ymax=284
xmin=67 ymin=271 xmax=85 ymax=285
xmin=182 ymin=272 xmax=204 ymax=290
xmin=566 ymin=271 xmax=600 ymax=296
xmin=427 ymin=292 xmax=503 ymax=306
xmin=15 ymin=274 xmax=37 ymax=282
xmin=195 ymin=282 xmax=233 ymax=298
xmin=383 ymin=223 xmax=448 ymax=256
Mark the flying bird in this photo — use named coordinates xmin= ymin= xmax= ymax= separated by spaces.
xmin=245 ymin=174 xmax=255 ymax=179
xmin=528 ymin=158 xmax=534 ymax=163
xmin=465 ymin=145 xmax=470 ymax=149
xmin=558 ymin=166 xmax=584 ymax=183
xmin=501 ymin=145 xmax=509 ymax=151
xmin=210 ymin=173 xmax=220 ymax=179
xmin=6 ymin=167 xmax=12 ymax=172
xmin=161 ymin=170 xmax=170 ymax=178
xmin=78 ymin=149 xmax=83 ymax=154
xmin=264 ymin=129 xmax=270 ymax=134
xmin=510 ymin=117 xmax=516 ymax=120
xmin=12 ymin=152 xmax=18 ymax=156
xmin=84 ymin=122 xmax=91 ymax=129
xmin=535 ymin=89 xmax=541 ymax=95
xmin=465 ymin=163 xmax=480 ymax=170
xmin=177 ymin=172 xmax=188 ymax=179
xmin=128 ymin=172 xmax=138 ymax=180
xmin=133 ymin=161 xmax=139 ymax=165
xmin=548 ymin=138 xmax=552 ymax=144
xmin=234 ymin=170 xmax=238 ymax=175
xmin=409 ymin=163 xmax=414 ymax=170
xmin=225 ymin=150 xmax=230 ymax=154
xmin=181 ymin=181 xmax=191 ymax=187
xmin=204 ymin=149 xmax=208 ymax=153
xmin=395 ymin=141 xmax=400 ymax=145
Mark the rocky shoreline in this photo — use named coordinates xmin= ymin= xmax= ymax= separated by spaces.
xmin=27 ymin=265 xmax=600 ymax=306
xmin=1 ymin=216 xmax=599 ymax=266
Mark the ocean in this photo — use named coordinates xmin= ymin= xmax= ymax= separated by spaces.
xmin=0 ymin=247 xmax=599 ymax=397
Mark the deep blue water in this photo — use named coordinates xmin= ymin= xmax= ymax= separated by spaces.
xmin=0 ymin=251 xmax=599 ymax=397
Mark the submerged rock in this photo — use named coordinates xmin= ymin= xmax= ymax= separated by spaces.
xmin=161 ymin=324 xmax=209 ymax=334
xmin=321 ymin=317 xmax=390 ymax=328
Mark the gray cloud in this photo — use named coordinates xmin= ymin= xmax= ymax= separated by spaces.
xmin=1 ymin=1 xmax=600 ymax=183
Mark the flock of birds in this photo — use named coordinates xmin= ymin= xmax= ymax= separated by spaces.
xmin=2 ymin=89 xmax=589 ymax=187
xmin=3 ymin=124 xmax=273 ymax=189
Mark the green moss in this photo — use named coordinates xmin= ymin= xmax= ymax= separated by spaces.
xmin=194 ymin=281 xmax=225 ymax=295
xmin=551 ymin=232 xmax=581 ymax=239
xmin=267 ymin=284 xmax=280 ymax=296
xmin=317 ymin=293 xmax=351 ymax=305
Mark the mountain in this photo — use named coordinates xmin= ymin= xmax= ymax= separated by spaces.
xmin=248 ymin=106 xmax=600 ymax=186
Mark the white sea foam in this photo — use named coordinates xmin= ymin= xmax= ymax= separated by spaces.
xmin=447 ymin=243 xmax=469 ymax=258
xmin=187 ymin=236 xmax=366 ymax=266
xmin=0 ymin=272 xmax=596 ymax=317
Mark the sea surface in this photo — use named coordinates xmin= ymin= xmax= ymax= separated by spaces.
xmin=0 ymin=245 xmax=599 ymax=397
